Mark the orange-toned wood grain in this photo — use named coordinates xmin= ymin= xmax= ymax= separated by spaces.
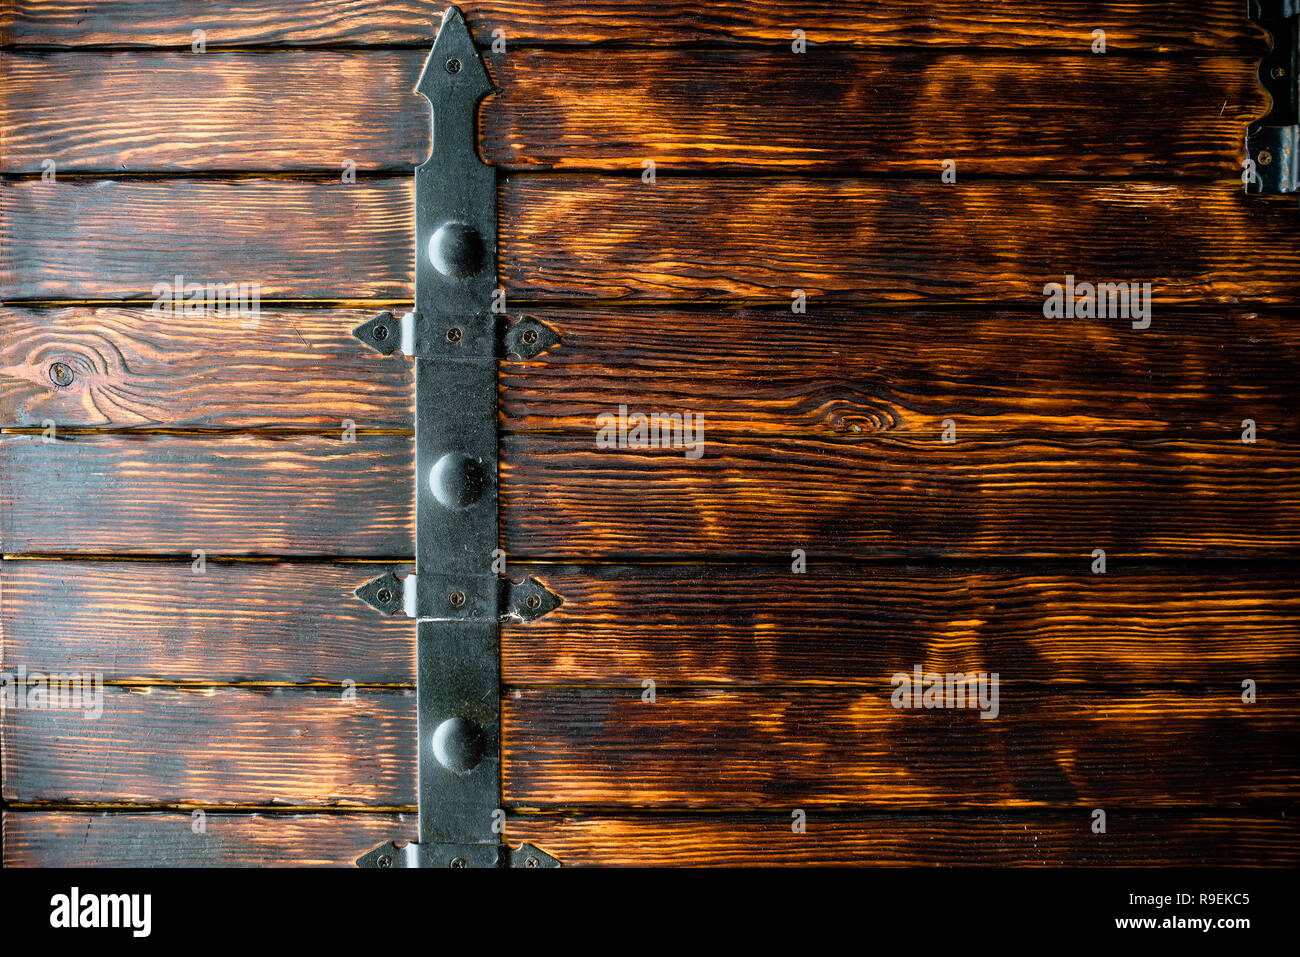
xmin=0 ymin=0 xmax=1264 ymax=51
xmin=0 ymin=50 xmax=1262 ymax=177
xmin=7 ymin=305 xmax=1299 ymax=435
xmin=5 ymin=685 xmax=1292 ymax=808
xmin=502 ymin=688 xmax=1298 ymax=809
xmin=5 ymin=433 xmax=1299 ymax=558
xmin=4 ymin=560 xmax=1296 ymax=686
xmin=6 ymin=178 xmax=1300 ymax=304
xmin=5 ymin=809 xmax=1294 ymax=866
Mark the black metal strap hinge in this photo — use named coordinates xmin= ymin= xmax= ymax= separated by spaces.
xmin=1247 ymin=1 xmax=1299 ymax=196
xmin=351 ymin=5 xmax=561 ymax=869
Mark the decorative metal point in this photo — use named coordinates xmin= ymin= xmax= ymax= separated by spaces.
xmin=503 ymin=316 xmax=561 ymax=359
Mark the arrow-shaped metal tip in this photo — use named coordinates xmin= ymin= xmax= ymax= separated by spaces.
xmin=354 ymin=572 xmax=408 ymax=616
xmin=503 ymin=576 xmax=563 ymax=622
xmin=416 ymin=5 xmax=493 ymax=103
xmin=508 ymin=843 xmax=563 ymax=868
xmin=503 ymin=316 xmax=561 ymax=360
xmin=352 ymin=311 xmax=401 ymax=356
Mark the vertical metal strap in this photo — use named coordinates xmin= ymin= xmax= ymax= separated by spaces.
xmin=353 ymin=5 xmax=560 ymax=869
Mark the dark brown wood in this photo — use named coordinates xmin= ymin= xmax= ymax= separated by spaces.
xmin=6 ymin=809 xmax=1293 ymax=867
xmin=0 ymin=1 xmax=1263 ymax=52
xmin=5 ymin=433 xmax=1298 ymax=557
xmin=0 ymin=49 xmax=1260 ymax=177
xmin=5 ymin=561 xmax=1295 ymax=686
xmin=0 ymin=433 xmax=412 ymax=556
xmin=0 ymin=178 xmax=411 ymax=301
xmin=2 ymin=686 xmax=415 ymax=806
xmin=503 ymin=566 xmax=1300 ymax=685
xmin=0 ymin=306 xmax=412 ymax=430
xmin=502 ymin=435 xmax=1300 ymax=558
xmin=503 ymin=688 xmax=1298 ymax=808
xmin=0 ymin=560 xmax=414 ymax=683
xmin=8 ymin=305 xmax=1298 ymax=435
xmin=2 ymin=809 xmax=411 ymax=867
xmin=5 ymin=686 xmax=1293 ymax=808
xmin=505 ymin=812 xmax=1300 ymax=866
xmin=7 ymin=178 xmax=1300 ymax=304
xmin=501 ymin=177 xmax=1300 ymax=304
xmin=501 ymin=306 xmax=1300 ymax=437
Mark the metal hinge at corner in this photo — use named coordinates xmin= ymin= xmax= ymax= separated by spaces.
xmin=1246 ymin=1 xmax=1300 ymax=197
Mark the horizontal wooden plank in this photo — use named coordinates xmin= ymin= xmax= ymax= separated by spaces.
xmin=505 ymin=812 xmax=1300 ymax=866
xmin=5 ymin=433 xmax=1298 ymax=558
xmin=506 ymin=566 xmax=1300 ymax=685
xmin=0 ymin=306 xmax=411 ymax=429
xmin=8 ymin=305 xmax=1298 ymax=435
xmin=7 ymin=178 xmax=1299 ymax=304
xmin=7 ymin=686 xmax=1292 ymax=807
xmin=501 ymin=306 xmax=1300 ymax=437
xmin=501 ymin=178 xmax=1300 ymax=304
xmin=0 ymin=50 xmax=1261 ymax=177
xmin=503 ymin=435 xmax=1300 ymax=558
xmin=0 ymin=433 xmax=412 ymax=556
xmin=2 ymin=686 xmax=415 ymax=805
xmin=0 ymin=560 xmax=414 ymax=683
xmin=6 ymin=809 xmax=1295 ymax=866
xmin=2 ymin=810 xmax=411 ymax=867
xmin=0 ymin=178 xmax=412 ymax=301
xmin=5 ymin=562 xmax=1297 ymax=686
xmin=503 ymin=688 xmax=1299 ymax=808
xmin=0 ymin=1 xmax=1262 ymax=52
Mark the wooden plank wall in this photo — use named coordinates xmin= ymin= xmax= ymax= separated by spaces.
xmin=2 ymin=1 xmax=1298 ymax=865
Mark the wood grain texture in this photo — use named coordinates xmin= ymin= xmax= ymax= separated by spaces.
xmin=0 ymin=178 xmax=411 ymax=301
xmin=0 ymin=49 xmax=1261 ymax=177
xmin=503 ymin=688 xmax=1298 ymax=808
xmin=8 ymin=178 xmax=1298 ymax=304
xmin=2 ymin=686 xmax=415 ymax=806
xmin=8 ymin=305 xmax=1297 ymax=435
xmin=0 ymin=1 xmax=1264 ymax=51
xmin=5 ymin=686 xmax=1294 ymax=808
xmin=0 ymin=433 xmax=412 ymax=556
xmin=0 ymin=306 xmax=412 ymax=429
xmin=5 ymin=433 xmax=1299 ymax=558
xmin=502 ymin=435 xmax=1300 ymax=558
xmin=501 ymin=177 xmax=1300 ymax=304
xmin=503 ymin=566 xmax=1300 ymax=685
xmin=2 ymin=810 xmax=411 ymax=867
xmin=504 ymin=812 xmax=1300 ymax=866
xmin=5 ymin=561 xmax=1296 ymax=686
xmin=0 ymin=560 xmax=414 ymax=683
xmin=500 ymin=306 xmax=1300 ymax=437
xmin=6 ymin=809 xmax=1294 ymax=867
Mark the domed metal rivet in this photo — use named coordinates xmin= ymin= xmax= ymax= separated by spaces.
xmin=428 ymin=222 xmax=484 ymax=279
xmin=429 ymin=452 xmax=486 ymax=510
xmin=432 ymin=717 xmax=485 ymax=774
xmin=49 ymin=362 xmax=74 ymax=387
